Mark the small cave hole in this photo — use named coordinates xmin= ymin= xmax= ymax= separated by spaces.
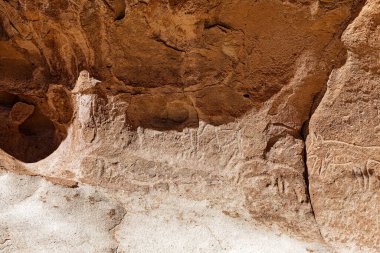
xmin=243 ymin=93 xmax=250 ymax=98
xmin=0 ymin=91 xmax=67 ymax=163
xmin=113 ymin=0 xmax=126 ymax=21
xmin=114 ymin=11 xmax=125 ymax=21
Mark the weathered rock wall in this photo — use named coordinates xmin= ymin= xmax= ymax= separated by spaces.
xmin=0 ymin=0 xmax=379 ymax=252
xmin=307 ymin=0 xmax=380 ymax=250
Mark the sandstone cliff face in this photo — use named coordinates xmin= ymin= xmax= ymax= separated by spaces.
xmin=0 ymin=0 xmax=379 ymax=252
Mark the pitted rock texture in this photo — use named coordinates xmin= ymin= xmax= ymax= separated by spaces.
xmin=0 ymin=0 xmax=379 ymax=252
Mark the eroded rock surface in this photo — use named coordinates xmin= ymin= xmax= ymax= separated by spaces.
xmin=306 ymin=0 xmax=380 ymax=250
xmin=0 ymin=171 xmax=125 ymax=253
xmin=0 ymin=169 xmax=329 ymax=253
xmin=0 ymin=0 xmax=379 ymax=252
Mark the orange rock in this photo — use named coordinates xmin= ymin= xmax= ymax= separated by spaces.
xmin=10 ymin=102 xmax=35 ymax=125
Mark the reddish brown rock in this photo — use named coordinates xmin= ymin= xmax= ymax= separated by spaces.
xmin=9 ymin=102 xmax=34 ymax=125
xmin=307 ymin=0 xmax=380 ymax=250
xmin=1 ymin=0 xmax=379 ymax=252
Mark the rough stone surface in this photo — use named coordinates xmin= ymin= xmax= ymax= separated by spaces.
xmin=9 ymin=102 xmax=35 ymax=125
xmin=0 ymin=0 xmax=379 ymax=252
xmin=306 ymin=0 xmax=380 ymax=250
xmin=0 ymin=171 xmax=125 ymax=253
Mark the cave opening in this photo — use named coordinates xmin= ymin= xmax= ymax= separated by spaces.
xmin=0 ymin=91 xmax=67 ymax=163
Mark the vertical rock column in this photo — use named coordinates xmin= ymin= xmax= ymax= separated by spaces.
xmin=306 ymin=0 xmax=380 ymax=251
xmin=72 ymin=70 xmax=100 ymax=144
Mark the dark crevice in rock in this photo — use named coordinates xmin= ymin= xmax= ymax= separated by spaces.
xmin=301 ymin=113 xmax=321 ymax=235
xmin=204 ymin=20 xmax=232 ymax=32
xmin=102 ymin=0 xmax=126 ymax=21
xmin=0 ymin=91 xmax=17 ymax=107
xmin=300 ymin=0 xmax=367 ymax=245
xmin=152 ymin=36 xmax=186 ymax=52
xmin=300 ymin=90 xmax=329 ymax=244
xmin=0 ymin=18 xmax=8 ymax=41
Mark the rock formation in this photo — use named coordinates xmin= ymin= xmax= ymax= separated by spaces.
xmin=0 ymin=0 xmax=379 ymax=252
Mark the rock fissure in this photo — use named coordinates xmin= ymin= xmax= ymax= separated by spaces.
xmin=300 ymin=0 xmax=368 ymax=246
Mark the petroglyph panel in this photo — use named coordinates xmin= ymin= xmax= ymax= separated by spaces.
xmin=237 ymin=158 xmax=320 ymax=238
xmin=307 ymin=134 xmax=380 ymax=249
xmin=308 ymin=134 xmax=380 ymax=194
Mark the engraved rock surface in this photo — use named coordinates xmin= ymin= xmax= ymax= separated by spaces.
xmin=306 ymin=0 xmax=380 ymax=250
xmin=0 ymin=0 xmax=379 ymax=252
